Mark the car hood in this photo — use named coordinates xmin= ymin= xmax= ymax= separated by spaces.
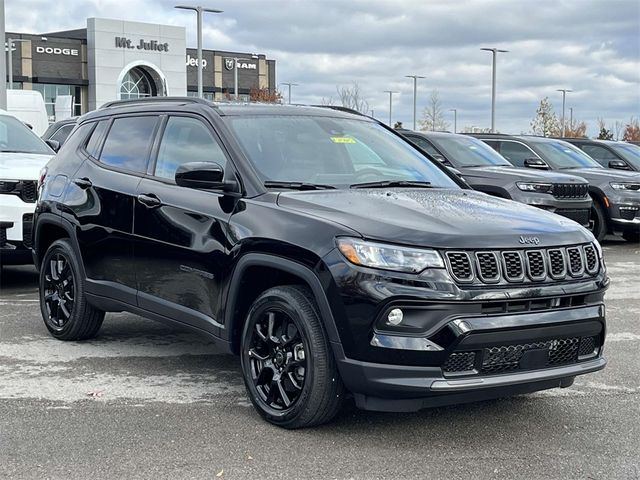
xmin=277 ymin=188 xmax=593 ymax=249
xmin=0 ymin=152 xmax=53 ymax=181
xmin=458 ymin=165 xmax=587 ymax=184
xmin=559 ymin=167 xmax=640 ymax=183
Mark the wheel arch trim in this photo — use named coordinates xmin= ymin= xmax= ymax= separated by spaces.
xmin=224 ymin=253 xmax=341 ymax=352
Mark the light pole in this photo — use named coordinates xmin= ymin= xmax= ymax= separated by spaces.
xmin=175 ymin=5 xmax=223 ymax=99
xmin=569 ymin=107 xmax=573 ymax=130
xmin=557 ymin=89 xmax=572 ymax=137
xmin=280 ymin=82 xmax=298 ymax=104
xmin=405 ymin=75 xmax=425 ymax=130
xmin=481 ymin=47 xmax=508 ymax=133
xmin=6 ymin=38 xmax=29 ymax=89
xmin=384 ymin=90 xmax=398 ymax=127
xmin=450 ymin=108 xmax=457 ymax=133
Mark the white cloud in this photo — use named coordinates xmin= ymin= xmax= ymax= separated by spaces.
xmin=5 ymin=0 xmax=640 ymax=136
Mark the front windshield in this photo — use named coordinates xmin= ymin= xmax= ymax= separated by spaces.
xmin=225 ymin=115 xmax=460 ymax=189
xmin=531 ymin=140 xmax=602 ymax=169
xmin=609 ymin=143 xmax=640 ymax=170
xmin=430 ymin=135 xmax=511 ymax=167
xmin=0 ymin=115 xmax=53 ymax=155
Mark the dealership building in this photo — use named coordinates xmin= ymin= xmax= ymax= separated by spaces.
xmin=5 ymin=17 xmax=277 ymax=121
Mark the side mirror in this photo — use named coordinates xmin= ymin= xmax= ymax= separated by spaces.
xmin=524 ymin=157 xmax=549 ymax=170
xmin=175 ymin=162 xmax=237 ymax=192
xmin=45 ymin=139 xmax=60 ymax=152
xmin=608 ymin=160 xmax=630 ymax=170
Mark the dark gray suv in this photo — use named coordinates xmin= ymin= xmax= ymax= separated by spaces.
xmin=472 ymin=134 xmax=640 ymax=242
xmin=400 ymin=130 xmax=592 ymax=227
xmin=560 ymin=138 xmax=640 ymax=172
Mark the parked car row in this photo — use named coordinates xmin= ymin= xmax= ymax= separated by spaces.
xmin=399 ymin=130 xmax=640 ymax=243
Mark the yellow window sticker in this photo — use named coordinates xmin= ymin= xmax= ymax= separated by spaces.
xmin=330 ymin=136 xmax=356 ymax=144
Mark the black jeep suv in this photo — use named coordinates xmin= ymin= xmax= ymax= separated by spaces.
xmin=34 ymin=98 xmax=608 ymax=428
xmin=472 ymin=133 xmax=640 ymax=242
xmin=399 ymin=130 xmax=592 ymax=226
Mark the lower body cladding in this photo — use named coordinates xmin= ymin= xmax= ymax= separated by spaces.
xmin=333 ymin=303 xmax=606 ymax=412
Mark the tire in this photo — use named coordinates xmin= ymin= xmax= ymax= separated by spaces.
xmin=622 ymin=230 xmax=640 ymax=243
xmin=39 ymin=239 xmax=104 ymax=340
xmin=589 ymin=200 xmax=607 ymax=242
xmin=240 ymin=285 xmax=345 ymax=429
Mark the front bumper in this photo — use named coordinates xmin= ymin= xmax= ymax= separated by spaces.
xmin=0 ymin=194 xmax=36 ymax=243
xmin=334 ymin=304 xmax=606 ymax=411
xmin=606 ymin=194 xmax=640 ymax=231
xmin=510 ymin=192 xmax=592 ymax=226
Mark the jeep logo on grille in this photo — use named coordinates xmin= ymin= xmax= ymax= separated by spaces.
xmin=519 ymin=236 xmax=540 ymax=245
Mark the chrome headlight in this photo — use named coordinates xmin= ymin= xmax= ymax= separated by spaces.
xmin=336 ymin=238 xmax=444 ymax=273
xmin=609 ymin=182 xmax=640 ymax=191
xmin=516 ymin=182 xmax=553 ymax=194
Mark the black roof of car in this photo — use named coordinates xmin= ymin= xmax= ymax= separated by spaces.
xmin=81 ymin=98 xmax=369 ymax=122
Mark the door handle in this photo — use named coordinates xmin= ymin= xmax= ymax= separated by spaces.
xmin=72 ymin=177 xmax=92 ymax=189
xmin=137 ymin=193 xmax=162 ymax=208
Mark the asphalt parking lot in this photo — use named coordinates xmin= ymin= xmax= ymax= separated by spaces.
xmin=0 ymin=238 xmax=638 ymax=480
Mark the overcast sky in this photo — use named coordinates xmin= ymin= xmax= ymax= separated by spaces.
xmin=6 ymin=0 xmax=640 ymax=136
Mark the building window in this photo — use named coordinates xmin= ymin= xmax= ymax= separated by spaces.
xmin=32 ymin=83 xmax=83 ymax=122
xmin=187 ymin=91 xmax=215 ymax=101
xmin=120 ymin=67 xmax=156 ymax=100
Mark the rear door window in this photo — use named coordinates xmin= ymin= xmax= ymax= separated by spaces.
xmin=99 ymin=116 xmax=158 ymax=173
xmin=85 ymin=120 xmax=109 ymax=159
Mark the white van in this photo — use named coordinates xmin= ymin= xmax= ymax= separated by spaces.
xmin=7 ymin=90 xmax=49 ymax=136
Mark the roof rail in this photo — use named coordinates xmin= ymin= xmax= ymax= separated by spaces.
xmin=100 ymin=96 xmax=214 ymax=109
xmin=311 ymin=105 xmax=369 ymax=117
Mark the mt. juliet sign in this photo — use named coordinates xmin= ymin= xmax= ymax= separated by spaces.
xmin=115 ymin=37 xmax=169 ymax=52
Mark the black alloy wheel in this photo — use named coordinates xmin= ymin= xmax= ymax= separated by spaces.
xmin=241 ymin=286 xmax=344 ymax=428
xmin=43 ymin=252 xmax=75 ymax=331
xmin=247 ymin=309 xmax=306 ymax=410
xmin=39 ymin=239 xmax=104 ymax=340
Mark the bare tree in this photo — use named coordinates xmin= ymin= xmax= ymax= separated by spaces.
xmin=419 ymin=90 xmax=450 ymax=132
xmin=614 ymin=121 xmax=624 ymax=141
xmin=622 ymin=117 xmax=640 ymax=142
xmin=333 ymin=82 xmax=369 ymax=114
xmin=462 ymin=126 xmax=492 ymax=134
xmin=530 ymin=97 xmax=561 ymax=137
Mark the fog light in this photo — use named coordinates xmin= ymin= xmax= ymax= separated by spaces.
xmin=387 ymin=308 xmax=404 ymax=326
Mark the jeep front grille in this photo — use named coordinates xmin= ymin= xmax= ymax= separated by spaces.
xmin=445 ymin=252 xmax=474 ymax=282
xmin=442 ymin=335 xmax=599 ymax=377
xmin=502 ymin=251 xmax=524 ymax=282
xmin=443 ymin=243 xmax=599 ymax=285
xmin=475 ymin=252 xmax=500 ymax=282
xmin=553 ymin=183 xmax=588 ymax=199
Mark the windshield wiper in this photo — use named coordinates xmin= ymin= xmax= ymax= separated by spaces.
xmin=264 ymin=181 xmax=336 ymax=191
xmin=350 ymin=180 xmax=433 ymax=189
